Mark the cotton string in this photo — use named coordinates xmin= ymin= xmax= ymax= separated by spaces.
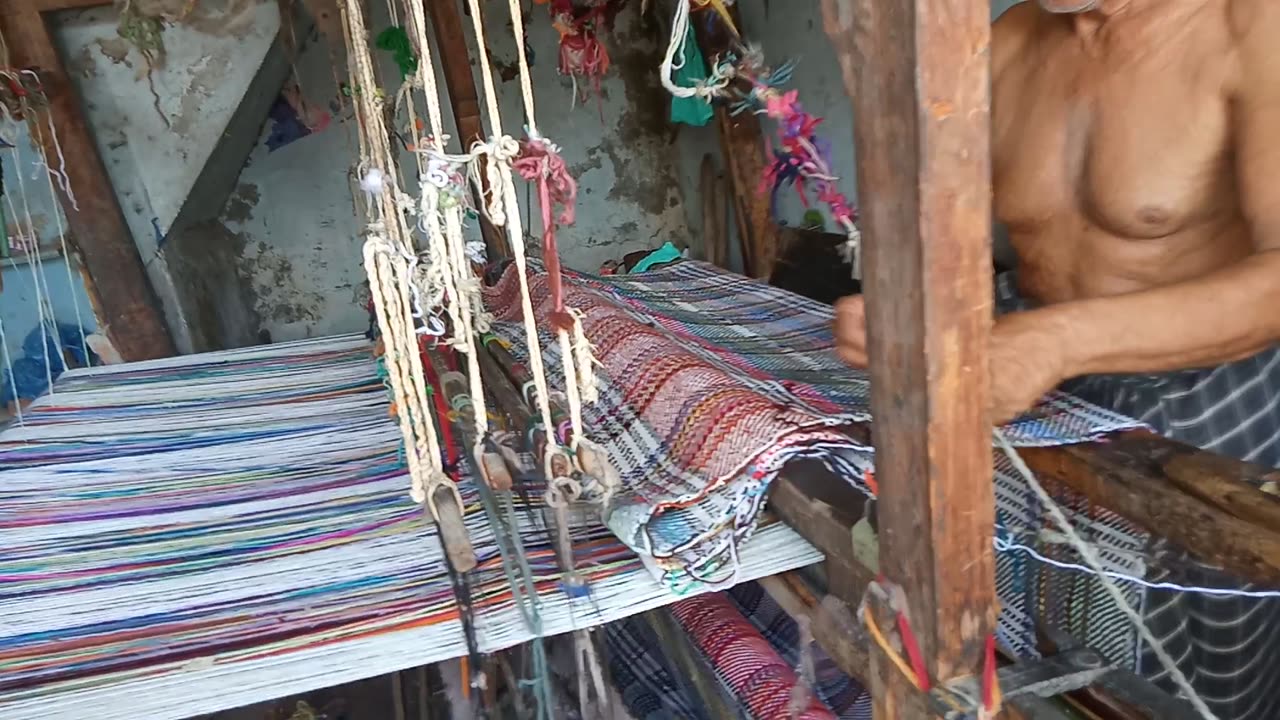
xmin=2 ymin=106 xmax=62 ymax=394
xmin=994 ymin=429 xmax=1217 ymax=720
xmin=502 ymin=0 xmax=604 ymax=464
xmin=341 ymin=0 xmax=456 ymax=512
xmin=462 ymin=0 xmax=559 ymax=469
xmin=398 ymin=0 xmax=492 ymax=449
xmin=30 ymin=110 xmax=89 ymax=361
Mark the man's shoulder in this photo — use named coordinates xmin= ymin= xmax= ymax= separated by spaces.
xmin=992 ymin=2 xmax=1042 ymax=77
xmin=1227 ymin=0 xmax=1279 ymax=44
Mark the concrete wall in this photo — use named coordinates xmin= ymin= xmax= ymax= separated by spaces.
xmin=52 ymin=0 xmax=284 ymax=352
xmin=221 ymin=1 xmax=695 ymax=345
xmin=673 ymin=0 xmax=1023 ymax=269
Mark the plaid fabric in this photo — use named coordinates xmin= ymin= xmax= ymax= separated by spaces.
xmin=998 ymin=271 xmax=1280 ymax=720
xmin=482 ymin=262 xmax=1143 ymax=591
xmin=604 ymin=582 xmax=870 ymax=720
xmin=668 ymin=592 xmax=837 ymax=719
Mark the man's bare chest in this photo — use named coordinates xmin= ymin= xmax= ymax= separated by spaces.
xmin=993 ymin=39 xmax=1234 ymax=239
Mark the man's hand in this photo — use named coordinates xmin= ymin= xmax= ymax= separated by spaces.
xmin=833 ymin=294 xmax=1066 ymax=424
xmin=988 ymin=312 xmax=1067 ymax=424
xmin=834 ymin=295 xmax=868 ymax=368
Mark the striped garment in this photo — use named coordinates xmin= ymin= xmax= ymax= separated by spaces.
xmin=998 ymin=272 xmax=1280 ymax=720
xmin=605 ymin=582 xmax=872 ymax=720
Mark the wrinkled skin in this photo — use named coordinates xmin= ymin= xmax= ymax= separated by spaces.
xmin=835 ymin=0 xmax=1280 ymax=423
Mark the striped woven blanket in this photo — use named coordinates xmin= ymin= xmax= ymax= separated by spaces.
xmin=483 ymin=260 xmax=1150 ymax=660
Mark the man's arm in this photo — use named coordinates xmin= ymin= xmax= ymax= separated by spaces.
xmin=1016 ymin=1 xmax=1280 ymax=378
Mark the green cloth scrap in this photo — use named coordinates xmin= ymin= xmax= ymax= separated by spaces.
xmin=631 ymin=242 xmax=685 ymax=274
xmin=376 ymin=26 xmax=418 ymax=80
xmin=670 ymin=25 xmax=714 ymax=127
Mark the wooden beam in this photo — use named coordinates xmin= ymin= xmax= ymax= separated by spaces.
xmin=820 ymin=0 xmax=996 ymax=714
xmin=424 ymin=0 xmax=507 ymax=260
xmin=689 ymin=7 xmax=781 ymax=280
xmin=2 ymin=8 xmax=175 ymax=361
xmin=1020 ymin=431 xmax=1280 ymax=584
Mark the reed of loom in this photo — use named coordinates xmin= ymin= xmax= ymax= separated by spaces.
xmin=421 ymin=344 xmax=563 ymax=718
xmin=468 ymin=340 xmax=618 ymax=718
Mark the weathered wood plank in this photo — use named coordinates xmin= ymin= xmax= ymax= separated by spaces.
xmin=1020 ymin=431 xmax=1280 ymax=585
xmin=424 ymin=0 xmax=507 ymax=259
xmin=2 ymin=8 xmax=175 ymax=361
xmin=820 ymin=0 xmax=997 ymax=714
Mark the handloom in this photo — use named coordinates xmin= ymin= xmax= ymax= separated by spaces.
xmin=0 ymin=254 xmax=1167 ymax=716
xmin=0 ymin=1 xmax=1233 ymax=718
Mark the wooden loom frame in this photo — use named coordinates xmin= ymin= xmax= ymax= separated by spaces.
xmin=4 ymin=0 xmax=1280 ymax=717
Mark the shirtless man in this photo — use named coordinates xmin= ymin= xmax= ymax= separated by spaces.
xmin=834 ymin=1 xmax=1280 ymax=717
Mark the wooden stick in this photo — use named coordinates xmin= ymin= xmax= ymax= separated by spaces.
xmin=424 ymin=0 xmax=508 ymax=259
xmin=820 ymin=0 xmax=997 ymax=713
xmin=687 ymin=5 xmax=780 ymax=279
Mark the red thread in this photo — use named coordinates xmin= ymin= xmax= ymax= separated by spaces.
xmin=420 ymin=342 xmax=457 ymax=471
xmin=863 ymin=469 xmax=878 ymax=497
xmin=514 ymin=137 xmax=578 ymax=331
xmin=895 ymin=610 xmax=931 ymax=692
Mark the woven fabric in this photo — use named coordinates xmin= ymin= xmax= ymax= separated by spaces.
xmin=605 ymin=582 xmax=872 ymax=720
xmin=483 ymin=261 xmax=1143 ymax=591
xmin=998 ymin=271 xmax=1280 ymax=720
xmin=669 ymin=592 xmax=837 ymax=720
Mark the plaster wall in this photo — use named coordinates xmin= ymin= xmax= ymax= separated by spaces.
xmin=673 ymin=0 xmax=1024 ymax=270
xmin=222 ymin=2 xmax=694 ymax=345
xmin=51 ymin=0 xmax=284 ymax=352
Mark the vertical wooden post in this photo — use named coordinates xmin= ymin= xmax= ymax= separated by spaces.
xmin=821 ymin=0 xmax=997 ymax=715
xmin=424 ymin=0 xmax=508 ymax=260
xmin=1 ymin=4 xmax=175 ymax=361
xmin=689 ymin=7 xmax=780 ymax=280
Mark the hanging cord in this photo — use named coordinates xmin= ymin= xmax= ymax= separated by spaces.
xmin=398 ymin=0 xmax=498 ymax=462
xmin=29 ymin=106 xmax=89 ymax=366
xmin=340 ymin=0 xmax=459 ymax=514
xmin=994 ymin=430 xmax=1217 ymax=719
xmin=502 ymin=0 xmax=612 ymax=508
xmin=1 ymin=104 xmax=62 ymax=395
xmin=659 ymin=0 xmax=733 ymax=100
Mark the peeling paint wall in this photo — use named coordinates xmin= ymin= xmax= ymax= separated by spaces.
xmin=222 ymin=2 xmax=695 ymax=345
xmin=51 ymin=0 xmax=284 ymax=352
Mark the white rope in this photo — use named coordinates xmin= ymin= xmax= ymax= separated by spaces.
xmin=341 ymin=0 xmax=455 ymax=509
xmin=995 ymin=429 xmax=1218 ymax=720
xmin=399 ymin=0 xmax=491 ymax=447
xmin=463 ymin=0 xmax=557 ymax=453
xmin=660 ymin=0 xmax=730 ymax=100
xmin=30 ymin=114 xmax=89 ymax=366
xmin=505 ymin=0 xmax=539 ymax=138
